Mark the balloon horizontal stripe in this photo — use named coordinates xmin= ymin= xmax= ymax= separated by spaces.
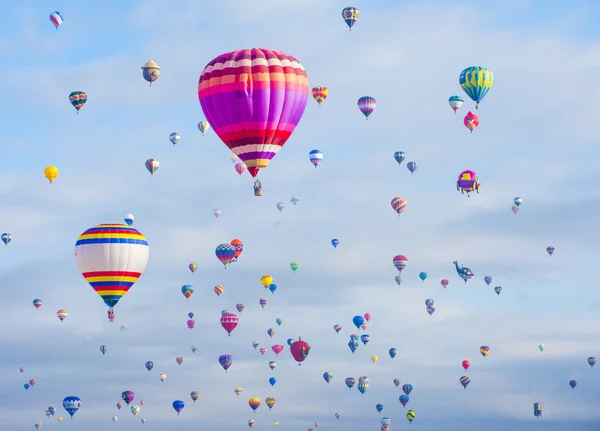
xmin=76 ymin=237 xmax=148 ymax=246
xmin=199 ymin=80 xmax=308 ymax=97
xmin=83 ymin=271 xmax=141 ymax=278
xmin=94 ymin=289 xmax=129 ymax=296
xmin=87 ymin=282 xmax=136 ymax=289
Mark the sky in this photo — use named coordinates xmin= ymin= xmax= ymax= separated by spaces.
xmin=1 ymin=0 xmax=600 ymax=430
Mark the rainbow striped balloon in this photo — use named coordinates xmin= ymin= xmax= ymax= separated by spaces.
xmin=198 ymin=48 xmax=309 ymax=179
xmin=75 ymin=224 xmax=149 ymax=308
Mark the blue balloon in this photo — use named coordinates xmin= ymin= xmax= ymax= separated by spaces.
xmin=24 ymin=383 xmax=30 ymax=390
xmin=269 ymin=377 xmax=277 ymax=386
xmin=352 ymin=315 xmax=365 ymax=329
xmin=376 ymin=404 xmax=384 ymax=413
xmin=407 ymin=161 xmax=418 ymax=173
xmin=331 ymin=238 xmax=340 ymax=248
xmin=389 ymin=348 xmax=397 ymax=358
xmin=394 ymin=151 xmax=406 ymax=165
xmin=268 ymin=283 xmax=277 ymax=294
xmin=62 ymin=396 xmax=81 ymax=418
xmin=419 ymin=272 xmax=427 ymax=281
xmin=348 ymin=340 xmax=358 ymax=353
xmin=275 ymin=317 xmax=282 ymax=326
xmin=172 ymin=400 xmax=185 ymax=415
xmin=399 ymin=394 xmax=409 ymax=407
xmin=286 ymin=338 xmax=294 ymax=347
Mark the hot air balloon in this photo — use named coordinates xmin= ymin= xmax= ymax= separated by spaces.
xmin=235 ymin=387 xmax=243 ymax=396
xmin=141 ymin=60 xmax=161 ymax=86
xmin=459 ymin=66 xmax=494 ymax=108
xmin=357 ymin=96 xmax=376 ymax=119
xmin=220 ymin=312 xmax=238 ymax=336
xmin=69 ymin=91 xmax=87 ymax=113
xmin=269 ymin=361 xmax=276 ymax=370
xmin=172 ymin=400 xmax=184 ymax=415
xmin=308 ymin=149 xmax=323 ymax=167
xmin=534 ymin=402 xmax=542 ymax=418
xmin=538 ymin=344 xmax=545 ymax=352
xmin=100 ymin=345 xmax=107 ymax=355
xmin=480 ymin=346 xmax=490 ymax=358
xmin=145 ymin=361 xmax=153 ymax=371
xmin=169 ymin=133 xmax=180 ymax=146
xmin=462 ymin=360 xmax=470 ymax=370
xmin=188 ymin=263 xmax=197 ymax=273
xmin=457 ymin=170 xmax=480 ymax=195
xmin=1 ymin=233 xmax=12 ymax=246
xmin=159 ymin=373 xmax=166 ymax=382
xmin=399 ymin=394 xmax=409 ymax=407
xmin=213 ymin=208 xmax=221 ymax=218
xmin=391 ymin=197 xmax=407 ymax=215
xmin=145 ymin=158 xmax=159 ymax=176
xmin=248 ymin=419 xmax=255 ymax=428
xmin=219 ymin=354 xmax=233 ymax=372
xmin=44 ymin=166 xmax=58 ymax=183
xmin=389 ymin=348 xmax=397 ymax=358
xmin=276 ymin=202 xmax=285 ymax=212
xmin=215 ymin=243 xmax=236 ymax=267
xmin=588 ymin=357 xmax=596 ymax=367
xmin=49 ymin=11 xmax=64 ymax=29
xmin=233 ymin=162 xmax=247 ymax=176
xmin=249 ymin=398 xmax=261 ymax=412
xmin=214 ymin=285 xmax=223 ymax=297
xmin=271 ymin=344 xmax=284 ymax=356
xmin=32 ymin=299 xmax=42 ymax=309
xmin=198 ymin=49 xmax=309 ymax=192
xmin=191 ymin=345 xmax=198 ymax=353
xmin=371 ymin=355 xmax=378 ymax=363
xmin=494 ymin=286 xmax=502 ymax=295
xmin=407 ymin=161 xmax=418 ymax=174
xmin=393 ymin=255 xmax=408 ymax=272
xmin=181 ymin=285 xmax=194 ymax=300
xmin=62 ymin=396 xmax=81 ymax=418
xmin=290 ymin=262 xmax=299 ymax=273
xmin=406 ymin=410 xmax=415 ymax=423
xmin=511 ymin=205 xmax=520 ymax=214
xmin=419 ymin=272 xmax=427 ymax=282
xmin=546 ymin=246 xmax=555 ymax=256
xmin=117 ymin=403 xmax=122 ymax=410
xmin=230 ymin=238 xmax=243 ymax=262
xmin=331 ymin=238 xmax=340 ymax=248
xmin=441 ymin=279 xmax=449 ymax=288
xmin=335 ymin=412 xmax=341 ymax=419
xmin=402 ymin=384 xmax=413 ymax=395
xmin=190 ymin=391 xmax=200 ymax=402
xmin=290 ymin=337 xmax=311 ymax=365
xmin=341 ymin=7 xmax=359 ymax=30
xmin=514 ymin=197 xmax=523 ymax=207
xmin=459 ymin=376 xmax=470 ymax=389
xmin=376 ymin=404 xmax=384 ymax=413
xmin=345 ymin=377 xmax=356 ymax=389
xmin=463 ymin=111 xmax=479 ymax=133
xmin=260 ymin=297 xmax=267 ymax=308
xmin=176 ymin=356 xmax=184 ymax=366
xmin=357 ymin=380 xmax=369 ymax=395
xmin=323 ymin=372 xmax=333 ymax=383
xmin=236 ymin=303 xmax=245 ymax=313
xmin=121 ymin=390 xmax=135 ymax=405
xmin=266 ymin=397 xmax=276 ymax=410
xmin=198 ymin=121 xmax=210 ymax=135
xmin=57 ymin=309 xmax=67 ymax=322
xmin=448 ymin=95 xmax=464 ymax=113
xmin=394 ymin=151 xmax=406 ymax=166
xmin=334 ymin=324 xmax=342 ymax=333
xmin=312 ymin=86 xmax=328 ymax=106
xmin=124 ymin=214 xmax=134 ymax=226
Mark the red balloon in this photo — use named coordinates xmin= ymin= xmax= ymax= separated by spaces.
xmin=289 ymin=337 xmax=311 ymax=365
xmin=462 ymin=360 xmax=470 ymax=370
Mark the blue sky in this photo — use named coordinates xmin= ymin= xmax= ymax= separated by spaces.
xmin=2 ymin=1 xmax=600 ymax=430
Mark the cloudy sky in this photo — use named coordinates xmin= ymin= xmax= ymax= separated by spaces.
xmin=2 ymin=0 xmax=600 ymax=430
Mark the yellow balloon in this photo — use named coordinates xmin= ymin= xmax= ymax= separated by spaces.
xmin=371 ymin=355 xmax=378 ymax=363
xmin=260 ymin=275 xmax=273 ymax=287
xmin=234 ymin=386 xmax=243 ymax=396
xmin=44 ymin=166 xmax=59 ymax=183
xmin=274 ymin=421 xmax=279 ymax=426
xmin=57 ymin=417 xmax=63 ymax=422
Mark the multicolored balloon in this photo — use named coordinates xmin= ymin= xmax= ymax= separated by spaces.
xmin=463 ymin=111 xmax=479 ymax=133
xmin=49 ymin=12 xmax=64 ymax=29
xmin=459 ymin=376 xmax=470 ymax=389
xmin=457 ymin=170 xmax=480 ymax=195
xmin=407 ymin=161 xmax=418 ymax=174
xmin=312 ymin=86 xmax=328 ymax=106
xmin=218 ymin=354 xmax=233 ymax=372
xmin=480 ymin=346 xmax=491 ymax=358
xmin=169 ymin=132 xmax=180 ymax=145
xmin=68 ymin=91 xmax=87 ymax=113
xmin=309 ymin=149 xmax=323 ymax=167
xmin=341 ymin=7 xmax=359 ymax=30
xmin=448 ymin=95 xmax=464 ymax=113
xmin=357 ymin=96 xmax=376 ymax=119
xmin=62 ymin=396 xmax=81 ymax=418
xmin=145 ymin=158 xmax=159 ymax=176
xmin=546 ymin=246 xmax=555 ymax=256
xmin=198 ymin=121 xmax=210 ymax=135
xmin=220 ymin=312 xmax=238 ymax=336
xmin=459 ymin=66 xmax=494 ymax=108
xmin=141 ymin=60 xmax=161 ymax=86
xmin=391 ymin=197 xmax=407 ymax=215
xmin=198 ymin=49 xmax=309 ymax=182
xmin=215 ymin=243 xmax=236 ymax=267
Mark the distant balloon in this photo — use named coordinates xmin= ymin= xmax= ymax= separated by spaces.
xmin=463 ymin=111 xmax=479 ymax=133
xmin=394 ymin=151 xmax=406 ymax=165
xmin=484 ymin=276 xmax=492 ymax=286
xmin=141 ymin=60 xmax=161 ymax=86
xmin=235 ymin=162 xmax=246 ymax=176
xmin=145 ymin=158 xmax=159 ymax=176
xmin=49 ymin=11 xmax=64 ymax=29
xmin=334 ymin=325 xmax=342 ymax=333
xmin=309 ymin=149 xmax=323 ymax=167
xmin=124 ymin=214 xmax=134 ymax=226
xmin=448 ymin=95 xmax=464 ymax=113
xmin=44 ymin=166 xmax=59 ymax=183
xmin=538 ymin=344 xmax=545 ymax=352
xmin=69 ymin=91 xmax=87 ymax=113
xmin=494 ymin=286 xmax=502 ymax=295
xmin=290 ymin=196 xmax=300 ymax=205
xmin=100 ymin=345 xmax=107 ymax=355
xmin=391 ymin=197 xmax=407 ymax=216
xmin=569 ymin=380 xmax=577 ymax=389
xmin=213 ymin=208 xmax=221 ymax=218
xmin=399 ymin=394 xmax=409 ymax=407
xmin=546 ymin=246 xmax=555 ymax=256
xmin=419 ymin=272 xmax=427 ymax=281
xmin=62 ymin=396 xmax=81 ymax=418
xmin=407 ymin=161 xmax=418 ymax=174
xmin=198 ymin=121 xmax=210 ymax=135
xmin=145 ymin=361 xmax=153 ymax=371
xmin=441 ymin=279 xmax=449 ymax=288
xmin=357 ymin=96 xmax=376 ymax=119
xmin=514 ymin=197 xmax=523 ymax=207
xmin=588 ymin=357 xmax=596 ymax=367
xmin=341 ymin=7 xmax=359 ymax=30
xmin=172 ymin=400 xmax=185 ymax=415
xmin=57 ymin=309 xmax=67 ymax=322
xmin=276 ymin=202 xmax=285 ymax=211
xmin=188 ymin=263 xmax=197 ymax=273
xmin=389 ymin=348 xmax=397 ymax=358
xmin=462 ymin=360 xmax=470 ymax=370
xmin=312 ymin=86 xmax=328 ymax=106
xmin=33 ymin=298 xmax=42 ymax=308
xmin=215 ymin=243 xmax=236 ymax=267
xmin=218 ymin=354 xmax=233 ymax=372
xmin=169 ymin=132 xmax=180 ymax=145
xmin=480 ymin=346 xmax=491 ymax=358
xmin=511 ymin=205 xmax=519 ymax=214
xmin=459 ymin=376 xmax=471 ymax=389
xmin=332 ymin=238 xmax=340 ymax=248
xmin=459 ymin=66 xmax=494 ymax=108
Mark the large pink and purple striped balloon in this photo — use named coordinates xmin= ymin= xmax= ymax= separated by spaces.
xmin=198 ymin=48 xmax=309 ymax=179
